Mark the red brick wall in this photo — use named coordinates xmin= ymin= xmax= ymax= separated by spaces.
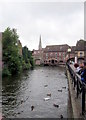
xmin=43 ymin=51 xmax=66 ymax=62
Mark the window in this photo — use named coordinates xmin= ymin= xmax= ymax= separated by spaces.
xmin=46 ymin=53 xmax=48 ymax=59
xmin=63 ymin=52 xmax=65 ymax=57
xmin=55 ymin=52 xmax=57 ymax=59
xmin=59 ymin=52 xmax=61 ymax=56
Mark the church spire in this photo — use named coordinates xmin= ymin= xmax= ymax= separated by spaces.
xmin=38 ymin=35 xmax=42 ymax=50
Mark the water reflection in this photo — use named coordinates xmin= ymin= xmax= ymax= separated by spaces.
xmin=2 ymin=66 xmax=69 ymax=118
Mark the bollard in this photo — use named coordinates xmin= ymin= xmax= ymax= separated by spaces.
xmin=82 ymin=84 xmax=85 ymax=115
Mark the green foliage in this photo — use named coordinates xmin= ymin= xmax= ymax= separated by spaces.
xmin=30 ymin=56 xmax=35 ymax=68
xmin=25 ymin=60 xmax=31 ymax=70
xmin=2 ymin=27 xmax=22 ymax=76
xmin=22 ymin=46 xmax=35 ymax=68
xmin=22 ymin=58 xmax=31 ymax=70
xmin=2 ymin=27 xmax=35 ymax=77
xmin=2 ymin=66 xmax=11 ymax=77
xmin=7 ymin=55 xmax=22 ymax=74
xmin=22 ymin=46 xmax=29 ymax=63
xmin=28 ymin=50 xmax=35 ymax=68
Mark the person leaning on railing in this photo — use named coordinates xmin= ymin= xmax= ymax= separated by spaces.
xmin=76 ymin=62 xmax=84 ymax=75
xmin=81 ymin=62 xmax=86 ymax=84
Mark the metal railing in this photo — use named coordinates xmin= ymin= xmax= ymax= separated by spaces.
xmin=67 ymin=63 xmax=86 ymax=115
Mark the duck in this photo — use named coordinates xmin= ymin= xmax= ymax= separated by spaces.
xmin=60 ymin=115 xmax=63 ymax=119
xmin=17 ymin=112 xmax=20 ymax=114
xmin=44 ymin=85 xmax=48 ymax=87
xmin=47 ymin=93 xmax=51 ymax=97
xmin=21 ymin=100 xmax=24 ymax=104
xmin=31 ymin=105 xmax=34 ymax=111
xmin=58 ymin=90 xmax=62 ymax=92
xmin=44 ymin=97 xmax=50 ymax=101
xmin=62 ymin=86 xmax=66 ymax=89
xmin=46 ymin=76 xmax=48 ymax=77
xmin=53 ymin=104 xmax=59 ymax=108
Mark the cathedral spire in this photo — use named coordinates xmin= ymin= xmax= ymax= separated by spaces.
xmin=38 ymin=35 xmax=42 ymax=50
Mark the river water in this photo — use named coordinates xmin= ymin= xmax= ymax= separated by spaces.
xmin=2 ymin=66 xmax=70 ymax=118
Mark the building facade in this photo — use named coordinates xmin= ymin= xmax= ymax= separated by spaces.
xmin=65 ymin=46 xmax=76 ymax=61
xmin=32 ymin=36 xmax=44 ymax=65
xmin=33 ymin=38 xmax=86 ymax=66
xmin=32 ymin=36 xmax=70 ymax=65
xmin=43 ymin=44 xmax=70 ymax=65
xmin=75 ymin=39 xmax=86 ymax=58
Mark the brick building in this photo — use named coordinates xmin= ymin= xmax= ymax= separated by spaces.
xmin=43 ymin=44 xmax=70 ymax=65
xmin=65 ymin=46 xmax=76 ymax=61
xmin=33 ymin=37 xmax=86 ymax=66
xmin=75 ymin=39 xmax=86 ymax=58
xmin=32 ymin=37 xmax=70 ymax=65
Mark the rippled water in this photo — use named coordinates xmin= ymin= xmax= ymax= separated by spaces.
xmin=2 ymin=66 xmax=69 ymax=118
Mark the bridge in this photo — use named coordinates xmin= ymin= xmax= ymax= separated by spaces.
xmin=44 ymin=58 xmax=65 ymax=66
xmin=66 ymin=62 xmax=86 ymax=119
xmin=44 ymin=56 xmax=84 ymax=66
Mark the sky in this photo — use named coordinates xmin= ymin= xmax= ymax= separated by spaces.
xmin=0 ymin=0 xmax=84 ymax=50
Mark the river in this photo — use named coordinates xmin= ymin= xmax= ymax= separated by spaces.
xmin=2 ymin=66 xmax=70 ymax=118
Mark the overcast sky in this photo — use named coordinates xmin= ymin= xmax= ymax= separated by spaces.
xmin=0 ymin=1 xmax=84 ymax=50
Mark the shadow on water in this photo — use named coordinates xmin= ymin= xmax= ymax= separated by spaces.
xmin=2 ymin=70 xmax=31 ymax=117
xmin=2 ymin=66 xmax=72 ymax=118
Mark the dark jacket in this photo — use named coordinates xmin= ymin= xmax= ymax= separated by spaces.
xmin=81 ymin=69 xmax=86 ymax=83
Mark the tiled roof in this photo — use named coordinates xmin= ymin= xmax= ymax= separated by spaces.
xmin=76 ymin=40 xmax=86 ymax=51
xmin=70 ymin=46 xmax=76 ymax=53
xmin=44 ymin=44 xmax=70 ymax=52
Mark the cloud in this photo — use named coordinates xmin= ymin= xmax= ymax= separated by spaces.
xmin=0 ymin=2 xmax=84 ymax=50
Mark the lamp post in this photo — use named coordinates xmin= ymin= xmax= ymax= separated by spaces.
xmin=68 ymin=48 xmax=71 ymax=59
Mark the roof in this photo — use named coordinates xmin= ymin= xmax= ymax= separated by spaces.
xmin=76 ymin=40 xmax=86 ymax=51
xmin=70 ymin=46 xmax=76 ymax=53
xmin=44 ymin=44 xmax=70 ymax=52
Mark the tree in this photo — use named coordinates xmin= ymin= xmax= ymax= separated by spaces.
xmin=22 ymin=46 xmax=29 ymax=63
xmin=2 ymin=27 xmax=22 ymax=76
xmin=22 ymin=46 xmax=35 ymax=69
xmin=2 ymin=27 xmax=35 ymax=77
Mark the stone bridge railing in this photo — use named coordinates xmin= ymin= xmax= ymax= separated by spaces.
xmin=67 ymin=63 xmax=86 ymax=116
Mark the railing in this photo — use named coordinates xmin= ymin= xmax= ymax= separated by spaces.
xmin=67 ymin=63 xmax=86 ymax=115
